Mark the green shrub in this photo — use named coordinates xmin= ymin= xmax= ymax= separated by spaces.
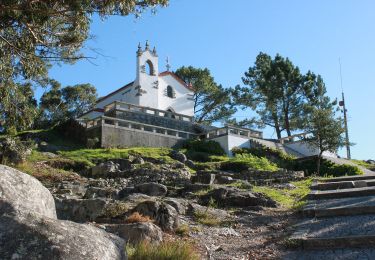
xmin=54 ymin=119 xmax=87 ymax=145
xmin=185 ymin=151 xmax=211 ymax=162
xmin=182 ymin=139 xmax=225 ymax=156
xmin=127 ymin=240 xmax=200 ymax=260
xmin=220 ymin=154 xmax=278 ymax=172
xmin=232 ymin=146 xmax=295 ymax=169
xmin=175 ymin=224 xmax=190 ymax=237
xmin=194 ymin=211 xmax=222 ymax=226
xmin=294 ymin=158 xmax=363 ymax=177
xmin=86 ymin=137 xmax=100 ymax=149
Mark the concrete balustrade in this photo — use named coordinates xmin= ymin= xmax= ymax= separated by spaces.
xmin=104 ymin=101 xmax=194 ymax=122
xmin=86 ymin=116 xmax=195 ymax=140
xmin=206 ymin=125 xmax=262 ymax=139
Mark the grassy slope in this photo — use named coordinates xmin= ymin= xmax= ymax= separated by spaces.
xmin=4 ymin=128 xmax=313 ymax=209
xmin=253 ymin=178 xmax=313 ymax=209
xmin=352 ymin=159 xmax=375 ymax=170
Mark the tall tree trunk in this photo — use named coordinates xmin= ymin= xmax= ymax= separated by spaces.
xmin=272 ymin=112 xmax=282 ymax=139
xmin=284 ymin=111 xmax=292 ymax=137
xmin=275 ymin=120 xmax=282 ymax=139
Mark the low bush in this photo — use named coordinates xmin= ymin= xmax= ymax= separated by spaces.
xmin=127 ymin=240 xmax=200 ymax=260
xmin=185 ymin=151 xmax=211 ymax=162
xmin=182 ymin=139 xmax=225 ymax=156
xmin=175 ymin=224 xmax=190 ymax=237
xmin=232 ymin=146 xmax=295 ymax=169
xmin=294 ymin=158 xmax=363 ymax=177
xmin=220 ymin=154 xmax=278 ymax=172
xmin=86 ymin=137 xmax=100 ymax=149
xmin=54 ymin=119 xmax=87 ymax=145
xmin=194 ymin=211 xmax=222 ymax=226
xmin=125 ymin=212 xmax=152 ymax=224
xmin=0 ymin=137 xmax=34 ymax=165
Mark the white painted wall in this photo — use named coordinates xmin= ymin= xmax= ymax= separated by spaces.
xmin=78 ymin=43 xmax=194 ymax=120
xmin=284 ymin=141 xmax=338 ymax=158
xmin=158 ymin=74 xmax=194 ymax=116
xmin=96 ymin=84 xmax=135 ymax=109
xmin=211 ymin=135 xmax=251 ymax=156
xmin=134 ymin=48 xmax=159 ymax=108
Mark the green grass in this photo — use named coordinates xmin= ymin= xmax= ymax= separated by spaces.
xmin=194 ymin=210 xmax=223 ymax=226
xmin=175 ymin=224 xmax=190 ymax=237
xmin=220 ymin=153 xmax=278 ymax=172
xmin=59 ymin=147 xmax=174 ymax=166
xmin=127 ymin=241 xmax=200 ymax=260
xmin=253 ymin=178 xmax=313 ymax=209
xmin=352 ymin=159 xmax=375 ymax=170
xmin=226 ymin=180 xmax=252 ymax=190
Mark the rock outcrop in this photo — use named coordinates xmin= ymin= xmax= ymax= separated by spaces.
xmin=0 ymin=165 xmax=126 ymax=260
xmin=134 ymin=182 xmax=168 ymax=197
xmin=106 ymin=222 xmax=163 ymax=245
xmin=0 ymin=164 xmax=57 ymax=218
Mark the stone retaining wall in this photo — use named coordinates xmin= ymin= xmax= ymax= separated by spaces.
xmin=233 ymin=169 xmax=305 ymax=185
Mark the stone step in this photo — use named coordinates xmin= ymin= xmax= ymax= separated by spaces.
xmin=302 ymin=195 xmax=375 ymax=217
xmin=281 ymin=248 xmax=375 ymax=259
xmin=295 ymin=235 xmax=375 ymax=250
xmin=308 ymin=186 xmax=375 ymax=200
xmin=319 ymin=174 xmax=375 ymax=183
xmin=291 ymin=214 xmax=375 ymax=249
xmin=311 ymin=179 xmax=375 ymax=191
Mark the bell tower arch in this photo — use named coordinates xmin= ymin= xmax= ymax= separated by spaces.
xmin=134 ymin=41 xmax=159 ymax=108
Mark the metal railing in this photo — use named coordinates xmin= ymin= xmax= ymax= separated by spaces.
xmin=104 ymin=101 xmax=194 ymax=122
xmin=85 ymin=116 xmax=196 ymax=139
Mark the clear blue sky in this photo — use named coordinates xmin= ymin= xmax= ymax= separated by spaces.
xmin=45 ymin=0 xmax=375 ymax=160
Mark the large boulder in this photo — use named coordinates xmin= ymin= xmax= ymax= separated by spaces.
xmin=191 ymin=171 xmax=216 ymax=185
xmin=134 ymin=182 xmax=168 ymax=197
xmin=0 ymin=164 xmax=126 ymax=259
xmin=0 ymin=164 xmax=56 ymax=218
xmin=84 ymin=186 xmax=120 ymax=199
xmin=55 ymin=198 xmax=109 ymax=222
xmin=0 ymin=211 xmax=126 ymax=260
xmin=170 ymin=150 xmax=187 ymax=163
xmin=132 ymin=200 xmax=179 ymax=231
xmin=106 ymin=222 xmax=163 ymax=245
xmin=164 ymin=197 xmax=188 ymax=215
xmin=91 ymin=161 xmax=121 ymax=177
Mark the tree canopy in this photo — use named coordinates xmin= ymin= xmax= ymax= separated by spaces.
xmin=40 ymin=81 xmax=97 ymax=125
xmin=0 ymin=0 xmax=168 ymax=133
xmin=234 ymin=52 xmax=334 ymax=139
xmin=0 ymin=0 xmax=168 ymax=82
xmin=175 ymin=66 xmax=236 ymax=124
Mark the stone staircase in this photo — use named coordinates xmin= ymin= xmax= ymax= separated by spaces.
xmin=286 ymin=174 xmax=375 ymax=259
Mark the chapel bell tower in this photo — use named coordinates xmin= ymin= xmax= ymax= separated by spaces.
xmin=134 ymin=41 xmax=159 ymax=108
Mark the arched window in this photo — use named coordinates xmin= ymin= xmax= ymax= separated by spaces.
xmin=167 ymin=108 xmax=176 ymax=119
xmin=167 ymin=85 xmax=174 ymax=98
xmin=145 ymin=60 xmax=154 ymax=75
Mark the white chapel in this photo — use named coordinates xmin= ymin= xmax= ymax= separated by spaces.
xmin=80 ymin=41 xmax=195 ymax=120
xmin=79 ymin=42 xmax=336 ymax=160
